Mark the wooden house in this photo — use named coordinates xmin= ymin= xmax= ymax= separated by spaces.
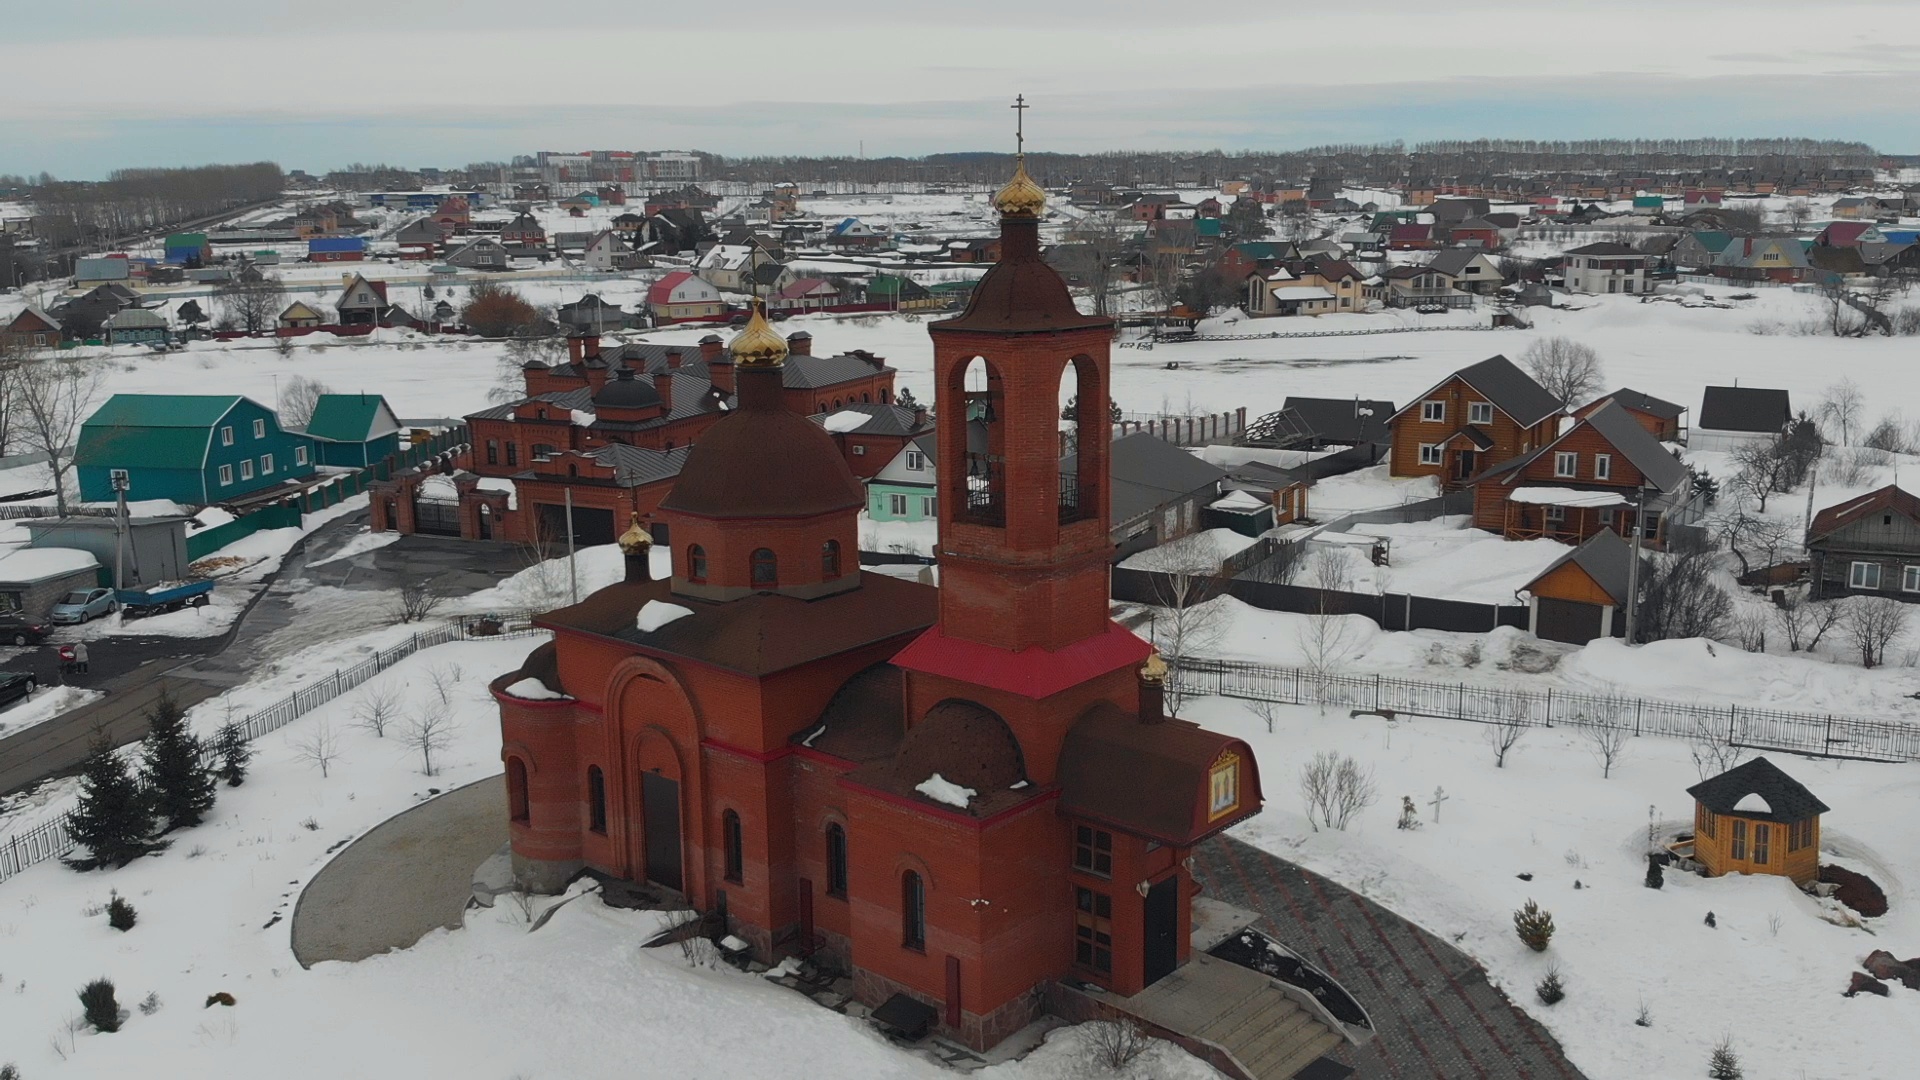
xmin=335 ymin=274 xmax=390 ymax=326
xmin=394 ymin=218 xmax=449 ymax=260
xmin=1521 ymin=529 xmax=1638 ymax=643
xmin=1386 ymin=355 xmax=1562 ymax=485
xmin=1685 ymin=758 xmax=1827 ymax=886
xmin=444 ymin=237 xmax=511 ymax=270
xmin=103 ymin=307 xmax=169 ymax=346
xmin=1691 ymin=386 xmax=1789 ymax=453
xmin=279 ymin=301 xmax=324 ymax=329
xmin=1575 ymin=388 xmax=1687 ymax=443
xmin=500 ymin=211 xmax=547 ymax=252
xmin=1471 ymin=400 xmax=1691 ymax=547
xmin=75 ymin=394 xmax=315 ymax=505
xmin=1806 ymin=484 xmax=1920 ymax=600
xmin=1387 ymin=223 xmax=1436 ymax=251
xmin=303 ymin=393 xmax=402 ymax=468
xmin=2 ymin=306 xmax=62 ymax=349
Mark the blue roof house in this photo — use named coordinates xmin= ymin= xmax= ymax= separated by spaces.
xmin=308 ymin=236 xmax=367 ymax=262
xmin=76 ymin=395 xmax=316 ymax=505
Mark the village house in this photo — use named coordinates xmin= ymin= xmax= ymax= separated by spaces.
xmin=394 ymin=218 xmax=449 ymax=260
xmin=277 ymin=301 xmax=324 ymax=329
xmin=433 ymin=196 xmax=472 ymax=234
xmin=1387 ymin=223 xmax=1437 ymax=251
xmin=584 ymin=230 xmax=645 ymax=272
xmin=74 ymin=257 xmax=132 ymax=285
xmin=867 ymin=274 xmax=943 ymax=311
xmin=444 ymin=237 xmax=511 ymax=270
xmin=811 ymin=401 xmax=934 ymax=481
xmin=1562 ymin=242 xmax=1650 ymax=294
xmin=867 ymin=433 xmax=939 ymax=523
xmin=1709 ymin=236 xmax=1811 ymax=284
xmin=75 ymin=394 xmax=315 ymax=505
xmin=1814 ymin=221 xmax=1884 ymax=249
xmin=308 ymin=236 xmax=366 ymax=262
xmin=1575 ymin=388 xmax=1687 ymax=442
xmin=557 ymin=294 xmax=634 ymax=334
xmin=648 ymin=271 xmax=725 ymax=323
xmin=1690 ymin=385 xmax=1790 ymax=453
xmin=103 ymin=307 xmax=169 ymax=346
xmin=499 ymin=211 xmax=548 ymax=252
xmin=1245 ymin=257 xmax=1366 ymax=316
xmin=1387 ymin=355 xmax=1561 ymax=485
xmin=1381 ymin=264 xmax=1470 ymax=309
xmin=1671 ymin=230 xmax=1734 ymax=271
xmin=769 ymin=277 xmax=841 ymax=314
xmin=164 ymin=232 xmax=211 ymax=266
xmin=3 ymin=306 xmax=62 ymax=348
xmin=490 ymin=166 xmax=1274 ymax=1053
xmin=696 ymin=243 xmax=774 ymax=292
xmin=1424 ymin=248 xmax=1504 ymax=295
xmin=1470 ymin=399 xmax=1692 ymax=547
xmin=1686 ymin=758 xmax=1826 ymax=886
xmin=1806 ymin=485 xmax=1920 ymax=601
xmin=822 ymin=217 xmax=889 ymax=250
xmin=334 ymin=274 xmax=391 ymax=326
xmin=1445 ymin=217 xmax=1502 ymax=249
xmin=1830 ymin=197 xmax=1879 ymax=220
xmin=300 ymin=393 xmax=402 ymax=469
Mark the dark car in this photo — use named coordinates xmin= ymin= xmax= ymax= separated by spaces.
xmin=0 ymin=614 xmax=48 ymax=648
xmin=0 ymin=671 xmax=37 ymax=709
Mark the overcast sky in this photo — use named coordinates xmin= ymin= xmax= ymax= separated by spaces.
xmin=8 ymin=0 xmax=1917 ymax=178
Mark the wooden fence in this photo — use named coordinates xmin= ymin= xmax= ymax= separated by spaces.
xmin=0 ymin=611 xmax=541 ymax=884
xmin=1171 ymin=657 xmax=1920 ymax=764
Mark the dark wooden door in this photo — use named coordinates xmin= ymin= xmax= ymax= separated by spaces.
xmin=641 ymin=772 xmax=683 ymax=893
xmin=797 ymin=879 xmax=815 ymax=957
xmin=1143 ymin=876 xmax=1179 ymax=987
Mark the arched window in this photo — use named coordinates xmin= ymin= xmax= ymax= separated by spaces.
xmin=687 ymin=544 xmax=707 ymax=582
xmin=822 ymin=540 xmax=841 ymax=578
xmin=751 ymin=548 xmax=778 ymax=586
xmin=587 ymin=765 xmax=607 ymax=834
xmin=722 ymin=809 xmax=744 ymax=883
xmin=862 ymin=392 xmax=871 ymax=403
xmin=825 ymin=823 xmax=848 ymax=899
xmin=880 ymin=388 xmax=891 ymax=404
xmin=507 ymin=758 xmax=529 ymax=823
xmin=833 ymin=398 xmax=843 ymax=410
xmin=902 ymin=870 xmax=926 ymax=949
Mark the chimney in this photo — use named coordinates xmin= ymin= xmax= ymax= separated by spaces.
xmin=698 ymin=333 xmax=723 ymax=363
xmin=786 ymin=331 xmax=812 ymax=356
xmin=654 ymin=370 xmax=674 ymax=413
xmin=582 ymin=332 xmax=601 ymax=361
xmin=568 ymin=334 xmax=585 ymax=362
xmin=1138 ymin=653 xmax=1167 ymax=725
xmin=912 ymin=403 xmax=928 ymax=430
xmin=665 ymin=348 xmax=683 ymax=369
xmin=708 ymin=342 xmax=735 ymax=395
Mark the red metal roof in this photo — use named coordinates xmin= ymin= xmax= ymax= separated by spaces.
xmin=647 ymin=270 xmax=694 ymax=304
xmin=890 ymin=621 xmax=1152 ymax=701
xmin=1809 ymin=484 xmax=1920 ymax=544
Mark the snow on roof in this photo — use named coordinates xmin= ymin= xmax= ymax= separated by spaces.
xmin=504 ymin=677 xmax=571 ymax=701
xmin=636 ymin=600 xmax=695 ymax=633
xmin=1508 ymin=487 xmax=1627 ymax=508
xmin=1210 ymin=490 xmax=1270 ymax=512
xmin=820 ymin=410 xmax=872 ymax=434
xmin=571 ymin=409 xmax=597 ymax=428
xmin=1733 ymin=791 xmax=1771 ymax=814
xmin=418 ymin=475 xmax=458 ymax=502
xmin=0 ymin=547 xmax=99 ymax=583
xmin=914 ymin=772 xmax=976 ymax=809
xmin=1271 ymin=286 xmax=1335 ymax=301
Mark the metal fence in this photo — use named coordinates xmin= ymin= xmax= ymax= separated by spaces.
xmin=1171 ymin=656 xmax=1920 ymax=763
xmin=0 ymin=611 xmax=543 ymax=884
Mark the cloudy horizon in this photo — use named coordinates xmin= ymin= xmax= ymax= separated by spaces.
xmin=8 ymin=0 xmax=1918 ymax=178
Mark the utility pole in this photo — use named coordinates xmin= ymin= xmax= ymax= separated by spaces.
xmin=111 ymin=472 xmax=130 ymax=592
xmin=1624 ymin=482 xmax=1647 ymax=644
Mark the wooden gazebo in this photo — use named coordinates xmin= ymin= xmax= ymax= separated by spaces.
xmin=1685 ymin=758 xmax=1828 ymax=886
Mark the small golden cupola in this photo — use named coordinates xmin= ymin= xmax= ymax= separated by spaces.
xmin=727 ymin=302 xmax=789 ymax=367
xmin=618 ymin=512 xmax=653 ymax=583
xmin=993 ymin=157 xmax=1046 ymax=218
xmin=617 ymin=512 xmax=652 ymax=554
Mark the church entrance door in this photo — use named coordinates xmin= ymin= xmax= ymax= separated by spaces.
xmin=641 ymin=772 xmax=683 ymax=893
xmin=1143 ymin=876 xmax=1179 ymax=987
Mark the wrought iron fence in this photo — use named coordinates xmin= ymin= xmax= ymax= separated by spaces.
xmin=0 ymin=612 xmax=543 ymax=883
xmin=1171 ymin=656 xmax=1920 ymax=764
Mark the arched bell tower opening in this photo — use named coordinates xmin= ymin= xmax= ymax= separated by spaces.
xmin=946 ymin=357 xmax=1006 ymax=527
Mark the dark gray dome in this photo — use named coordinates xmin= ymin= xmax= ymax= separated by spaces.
xmin=593 ymin=367 xmax=661 ymax=410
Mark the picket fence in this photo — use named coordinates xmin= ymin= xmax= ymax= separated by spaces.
xmin=1171 ymin=657 xmax=1920 ymax=764
xmin=0 ymin=612 xmax=543 ymax=883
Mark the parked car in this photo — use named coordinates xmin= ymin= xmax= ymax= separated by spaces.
xmin=0 ymin=671 xmax=37 ymax=708
xmin=0 ymin=613 xmax=50 ymax=647
xmin=49 ymin=588 xmax=119 ymax=625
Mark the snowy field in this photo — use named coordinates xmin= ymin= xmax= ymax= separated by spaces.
xmin=1187 ymin=692 xmax=1920 ymax=1080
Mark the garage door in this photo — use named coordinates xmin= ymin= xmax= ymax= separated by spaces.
xmin=1536 ymin=597 xmax=1604 ymax=645
xmin=535 ymin=504 xmax=617 ymax=548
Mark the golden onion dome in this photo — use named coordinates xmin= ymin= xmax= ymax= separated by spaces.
xmin=992 ymin=156 xmax=1046 ymax=217
xmin=728 ymin=303 xmax=789 ymax=367
xmin=1138 ymin=650 xmax=1168 ymax=685
xmin=617 ymin=512 xmax=652 ymax=554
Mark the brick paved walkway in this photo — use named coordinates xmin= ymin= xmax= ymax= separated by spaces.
xmin=1194 ymin=836 xmax=1589 ymax=1080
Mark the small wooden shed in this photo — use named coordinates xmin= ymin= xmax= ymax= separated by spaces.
xmin=1685 ymin=758 xmax=1828 ymax=886
xmin=1522 ymin=529 xmax=1638 ymax=644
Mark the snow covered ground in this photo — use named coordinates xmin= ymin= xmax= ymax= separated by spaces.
xmin=1188 ymin=692 xmax=1920 ymax=1080
xmin=0 ymin=685 xmax=103 ymax=739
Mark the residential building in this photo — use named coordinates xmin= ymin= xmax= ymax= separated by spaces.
xmin=1425 ymin=248 xmax=1503 ymax=295
xmin=334 ymin=274 xmax=390 ymax=326
xmin=74 ymin=257 xmax=132 ymax=284
xmin=1387 ymin=355 xmax=1562 ymax=484
xmin=1470 ymin=400 xmax=1691 ymax=547
xmin=278 ymin=301 xmax=325 ymax=329
xmin=75 ymin=394 xmax=316 ymax=505
xmin=103 ymin=307 xmax=168 ymax=346
xmin=1381 ymin=264 xmax=1469 ymax=309
xmin=394 ymin=218 xmax=448 ymax=260
xmin=1072 ymin=432 xmax=1230 ymax=558
xmin=2 ymin=306 xmax=61 ymax=348
xmin=822 ymin=217 xmax=889 ymax=250
xmin=433 ymin=196 xmax=472 ymax=234
xmin=1709 ymin=236 xmax=1811 ymax=284
xmin=500 ymin=211 xmax=548 ymax=252
xmin=1387 ymin=223 xmax=1437 ymax=251
xmin=1691 ymin=386 xmax=1789 ymax=453
xmin=0 ymin=548 xmax=102 ymax=622
xmin=444 ymin=237 xmax=511 ymax=270
xmin=308 ymin=236 xmax=367 ymax=262
xmin=1671 ymin=230 xmax=1733 ymax=271
xmin=770 ymin=277 xmax=841 ymax=314
xmin=867 ymin=275 xmax=943 ymax=311
xmin=1575 ymin=388 xmax=1687 ymax=442
xmin=584 ymin=230 xmax=643 ymax=272
xmin=1814 ymin=221 xmax=1884 ymax=249
xmin=1280 ymin=397 xmax=1395 ymax=448
xmin=557 ymin=294 xmax=634 ymax=334
xmin=163 ymin=232 xmax=211 ymax=266
xmin=1806 ymin=485 xmax=1920 ymax=600
xmin=867 ymin=434 xmax=939 ymax=521
xmin=302 ymin=393 xmax=402 ymax=468
xmin=1562 ymin=242 xmax=1649 ymax=294
xmin=811 ymin=402 xmax=934 ymax=481
xmin=647 ymin=270 xmax=725 ymax=322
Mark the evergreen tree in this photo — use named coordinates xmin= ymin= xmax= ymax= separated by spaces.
xmin=1513 ymin=898 xmax=1555 ymax=952
xmin=1708 ymin=1038 xmax=1742 ymax=1079
xmin=65 ymin=739 xmax=158 ymax=870
xmin=140 ymin=692 xmax=215 ymax=831
xmin=1645 ymin=853 xmax=1665 ymax=890
xmin=213 ymin=721 xmax=251 ymax=787
xmin=895 ymin=386 xmax=918 ymax=410
xmin=78 ymin=978 xmax=120 ymax=1033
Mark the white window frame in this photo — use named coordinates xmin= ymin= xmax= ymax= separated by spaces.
xmin=294 ymin=446 xmax=309 ymax=466
xmin=1554 ymin=451 xmax=1577 ymax=478
xmin=1420 ymin=400 xmax=1445 ymax=423
xmin=888 ymin=493 xmax=908 ymax=515
xmin=1594 ymin=454 xmax=1612 ymax=481
xmin=1851 ymin=561 xmax=1883 ymax=590
xmin=1903 ymin=565 xmax=1920 ymax=593
xmin=239 ymin=459 xmax=254 ymax=481
xmin=220 ymin=425 xmax=234 ymax=446
xmin=260 ymin=453 xmax=274 ymax=475
xmin=1468 ymin=401 xmax=1493 ymax=425
xmin=921 ymin=495 xmax=937 ymax=517
xmin=1545 ymin=505 xmax=1566 ymax=525
xmin=1418 ymin=443 xmax=1442 ymax=466
xmin=252 ymin=418 xmax=266 ymax=439
xmin=218 ymin=464 xmax=233 ymax=486
xmin=851 ymin=444 xmax=866 ymax=456
xmin=905 ymin=451 xmax=925 ymax=471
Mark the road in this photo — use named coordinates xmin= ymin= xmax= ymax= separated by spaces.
xmin=0 ymin=510 xmax=526 ymax=797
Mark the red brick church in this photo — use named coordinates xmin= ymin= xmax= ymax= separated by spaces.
xmin=492 ymin=151 xmax=1263 ymax=1049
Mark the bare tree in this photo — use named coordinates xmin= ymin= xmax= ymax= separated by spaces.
xmin=1784 ymin=199 xmax=1813 ymax=231
xmin=1518 ymin=337 xmax=1604 ymax=410
xmin=7 ymin=354 xmax=106 ymax=517
xmin=1815 ymin=279 xmax=1868 ymax=338
xmin=1484 ymin=710 xmax=1528 ymax=767
xmin=351 ymin=682 xmax=403 ymax=738
xmin=1296 ymin=593 xmax=1358 ymax=714
xmin=1716 ymin=510 xmax=1796 ymax=583
xmin=1728 ymin=610 xmax=1768 ymax=652
xmin=1585 ymin=717 xmax=1630 ymax=779
xmin=1772 ymin=592 xmax=1843 ymax=653
xmin=1817 ymin=379 xmax=1865 ymax=446
xmin=492 ymin=328 xmax=568 ymax=404
xmin=276 ymin=374 xmax=333 ymax=428
xmin=392 ymin=577 xmax=446 ymax=624
xmin=425 ymin=662 xmax=465 ymax=706
xmin=1135 ymin=538 xmax=1229 ymax=712
xmin=1843 ymin=596 xmax=1908 ymax=669
xmin=1636 ymin=536 xmax=1732 ymax=643
xmin=1083 ymin=1018 xmax=1150 ymax=1072
xmin=402 ymin=701 xmax=456 ymax=776
xmin=1688 ymin=714 xmax=1745 ymax=781
xmin=293 ymin=719 xmax=341 ymax=778
xmin=1298 ymin=750 xmax=1377 ymax=831
xmin=1057 ymin=209 xmax=1129 ymax=317
xmin=214 ymin=274 xmax=289 ymax=334
xmin=1243 ymin=697 xmax=1279 ymax=734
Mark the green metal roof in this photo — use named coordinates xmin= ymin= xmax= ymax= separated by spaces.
xmin=164 ymin=232 xmax=208 ymax=249
xmin=75 ymin=394 xmax=243 ymax=470
xmin=305 ymin=393 xmax=394 ymax=443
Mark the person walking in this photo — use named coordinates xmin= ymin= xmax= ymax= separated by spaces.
xmin=73 ymin=640 xmax=89 ymax=675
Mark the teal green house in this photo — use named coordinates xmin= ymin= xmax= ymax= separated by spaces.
xmin=76 ymin=394 xmax=316 ymax=505
xmin=302 ymin=393 xmax=403 ymax=468
xmin=868 ymin=434 xmax=938 ymax=522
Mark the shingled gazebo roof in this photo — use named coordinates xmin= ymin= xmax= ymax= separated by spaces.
xmin=1686 ymin=757 xmax=1829 ymax=824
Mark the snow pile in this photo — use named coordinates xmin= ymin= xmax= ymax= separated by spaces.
xmin=1509 ymin=487 xmax=1627 ymax=508
xmin=820 ymin=410 xmax=872 ymax=433
xmin=416 ymin=474 xmax=459 ymax=502
xmin=1209 ymin=490 xmax=1269 ymax=512
xmin=636 ymin=600 xmax=695 ymax=633
xmin=914 ymin=772 xmax=976 ymax=809
xmin=0 ymin=546 xmax=98 ymax=581
xmin=503 ymin=677 xmax=569 ymax=701
xmin=306 ymin=528 xmax=401 ymax=568
xmin=1120 ymin=528 xmax=1261 ymax=571
xmin=570 ymin=408 xmax=596 ymax=428
xmin=0 ymin=685 xmax=103 ymax=739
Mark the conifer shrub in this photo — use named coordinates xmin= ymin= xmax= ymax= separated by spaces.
xmin=1513 ymin=899 xmax=1555 ymax=952
xmin=78 ymin=978 xmax=120 ymax=1033
xmin=1709 ymin=1036 xmax=1742 ymax=1079
xmin=1535 ymin=965 xmax=1565 ymax=1005
xmin=213 ymin=721 xmax=251 ymax=787
xmin=106 ymin=892 xmax=137 ymax=931
xmin=65 ymin=739 xmax=160 ymax=870
xmin=1645 ymin=854 xmax=1665 ymax=890
xmin=141 ymin=692 xmax=216 ymax=830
